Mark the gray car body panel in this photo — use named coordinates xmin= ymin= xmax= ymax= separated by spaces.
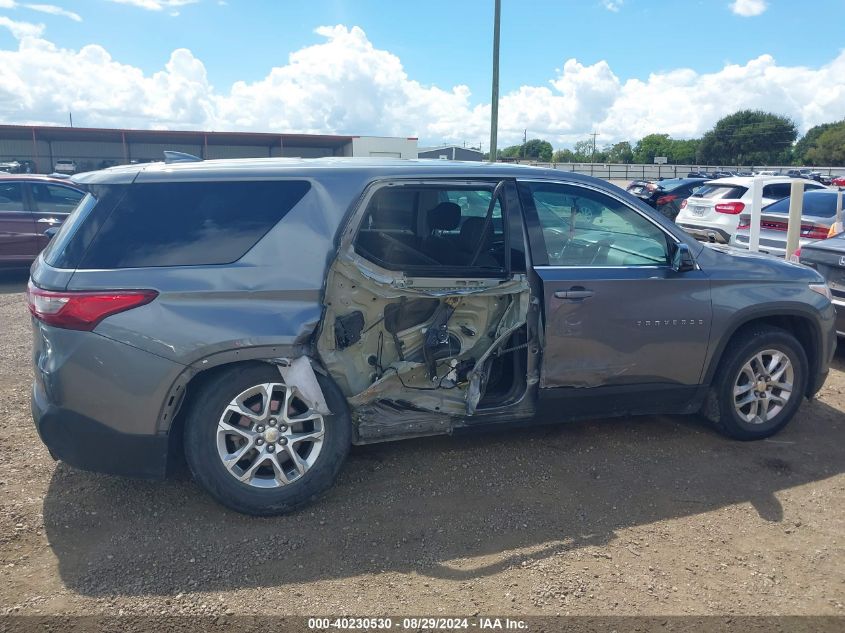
xmin=28 ymin=158 xmax=837 ymax=477
xmin=32 ymin=320 xmax=184 ymax=436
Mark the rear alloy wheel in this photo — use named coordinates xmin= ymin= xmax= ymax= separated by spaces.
xmin=706 ymin=326 xmax=808 ymax=440
xmin=185 ymin=362 xmax=351 ymax=515
xmin=216 ymin=382 xmax=325 ymax=488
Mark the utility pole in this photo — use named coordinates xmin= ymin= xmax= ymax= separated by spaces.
xmin=69 ymin=112 xmax=73 ymax=128
xmin=489 ymin=0 xmax=501 ymax=163
xmin=522 ymin=128 xmax=527 ymax=160
xmin=589 ymin=131 xmax=598 ymax=163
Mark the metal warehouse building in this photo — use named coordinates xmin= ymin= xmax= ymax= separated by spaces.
xmin=0 ymin=125 xmax=419 ymax=174
xmin=417 ymin=145 xmax=484 ymax=161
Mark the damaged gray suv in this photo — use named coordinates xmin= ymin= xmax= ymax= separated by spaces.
xmin=28 ymin=158 xmax=837 ymax=515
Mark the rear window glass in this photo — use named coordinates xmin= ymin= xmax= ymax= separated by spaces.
xmin=653 ymin=179 xmax=686 ymax=190
xmin=77 ymin=180 xmax=310 ymax=269
xmin=763 ymin=192 xmax=841 ymax=217
xmin=692 ymin=184 xmax=748 ymax=200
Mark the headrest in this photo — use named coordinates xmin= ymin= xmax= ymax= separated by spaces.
xmin=369 ymin=188 xmax=414 ymax=229
xmin=427 ymin=202 xmax=461 ymax=231
xmin=459 ymin=216 xmax=492 ymax=248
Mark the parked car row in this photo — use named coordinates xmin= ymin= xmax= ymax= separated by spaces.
xmin=674 ymin=176 xmax=828 ymax=244
xmin=686 ymin=169 xmax=839 ymax=184
xmin=625 ymin=177 xmax=709 ymax=220
xmin=732 ymin=189 xmax=842 ymax=257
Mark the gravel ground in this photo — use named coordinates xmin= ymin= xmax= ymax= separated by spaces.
xmin=1 ymin=268 xmax=844 ymax=618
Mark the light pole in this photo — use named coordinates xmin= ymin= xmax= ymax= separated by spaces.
xmin=489 ymin=0 xmax=501 ymax=162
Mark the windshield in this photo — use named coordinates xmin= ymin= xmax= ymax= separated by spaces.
xmin=691 ymin=184 xmax=748 ymax=200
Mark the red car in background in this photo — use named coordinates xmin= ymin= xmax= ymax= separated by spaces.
xmin=831 ymin=176 xmax=845 ymax=187
xmin=0 ymin=174 xmax=85 ymax=269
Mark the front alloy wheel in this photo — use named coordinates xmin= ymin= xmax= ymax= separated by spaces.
xmin=706 ymin=326 xmax=808 ymax=441
xmin=732 ymin=349 xmax=794 ymax=425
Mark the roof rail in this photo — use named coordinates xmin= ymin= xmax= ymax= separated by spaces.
xmin=163 ymin=151 xmax=202 ymax=164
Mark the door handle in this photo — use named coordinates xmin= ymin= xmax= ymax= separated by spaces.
xmin=554 ymin=287 xmax=594 ymax=300
xmin=37 ymin=218 xmax=59 ymax=224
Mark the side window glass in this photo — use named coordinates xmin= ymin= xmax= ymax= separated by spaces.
xmin=354 ymin=185 xmax=506 ymax=272
xmin=527 ymin=183 xmax=670 ymax=267
xmin=79 ymin=181 xmax=311 ymax=269
xmin=0 ymin=182 xmax=24 ymax=212
xmin=32 ymin=184 xmax=84 ymax=214
xmin=762 ymin=183 xmax=790 ymax=200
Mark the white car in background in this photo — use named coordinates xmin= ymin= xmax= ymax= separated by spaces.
xmin=675 ymin=176 xmax=827 ymax=244
xmin=53 ymin=159 xmax=77 ymax=174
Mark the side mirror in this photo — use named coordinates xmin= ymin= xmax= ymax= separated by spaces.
xmin=672 ymin=243 xmax=696 ymax=273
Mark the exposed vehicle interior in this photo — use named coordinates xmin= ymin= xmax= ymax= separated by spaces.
xmin=317 ymin=181 xmax=533 ymax=433
xmin=353 ymin=185 xmax=508 ymax=270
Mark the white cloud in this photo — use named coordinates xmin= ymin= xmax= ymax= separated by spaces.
xmin=0 ymin=1 xmax=81 ymax=21
xmin=23 ymin=4 xmax=81 ymax=21
xmin=601 ymin=0 xmax=624 ymax=11
xmin=0 ymin=24 xmax=843 ymax=149
xmin=0 ymin=15 xmax=44 ymax=38
xmin=105 ymin=0 xmax=198 ymax=11
xmin=730 ymin=0 xmax=768 ymax=17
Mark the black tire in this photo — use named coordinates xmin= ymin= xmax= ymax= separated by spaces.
xmin=704 ymin=326 xmax=808 ymax=440
xmin=184 ymin=362 xmax=351 ymax=516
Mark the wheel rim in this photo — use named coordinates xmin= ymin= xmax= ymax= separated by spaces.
xmin=216 ymin=382 xmax=325 ymax=488
xmin=733 ymin=348 xmax=795 ymax=425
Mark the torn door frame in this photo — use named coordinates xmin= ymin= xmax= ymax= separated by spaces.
xmin=313 ymin=176 xmax=542 ymax=440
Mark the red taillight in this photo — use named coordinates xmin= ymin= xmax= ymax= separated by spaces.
xmin=680 ymin=199 xmax=688 ymax=209
xmin=737 ymin=218 xmax=750 ymax=230
xmin=655 ymin=194 xmax=678 ymax=206
xmin=801 ymin=225 xmax=830 ymax=240
xmin=715 ymin=201 xmax=745 ymax=215
xmin=793 ymin=248 xmax=802 ymax=261
xmin=26 ymin=282 xmax=157 ymax=331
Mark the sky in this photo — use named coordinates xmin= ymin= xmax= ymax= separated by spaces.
xmin=0 ymin=0 xmax=844 ymax=150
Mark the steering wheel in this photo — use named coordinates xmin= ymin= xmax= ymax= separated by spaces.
xmin=378 ymin=232 xmax=441 ymax=266
xmin=542 ymin=226 xmax=570 ymax=262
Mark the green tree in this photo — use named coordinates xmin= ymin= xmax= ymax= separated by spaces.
xmin=497 ymin=139 xmax=553 ymax=162
xmin=604 ymin=141 xmax=633 ymax=164
xmin=667 ymin=139 xmax=700 ymax=164
xmin=573 ymin=139 xmax=597 ymax=162
xmin=552 ymin=148 xmax=577 ymax=162
xmin=805 ymin=124 xmax=845 ymax=166
xmin=696 ymin=110 xmax=797 ymax=165
xmin=796 ymin=121 xmax=845 ymax=164
xmin=522 ymin=139 xmax=554 ymax=162
xmin=498 ymin=144 xmax=522 ymax=158
xmin=633 ymin=133 xmax=673 ymax=164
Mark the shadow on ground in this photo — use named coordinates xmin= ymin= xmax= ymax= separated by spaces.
xmin=42 ymin=390 xmax=845 ymax=596
xmin=0 ymin=270 xmax=28 ymax=295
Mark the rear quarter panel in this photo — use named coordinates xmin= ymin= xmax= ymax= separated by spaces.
xmin=65 ymin=174 xmax=364 ymax=366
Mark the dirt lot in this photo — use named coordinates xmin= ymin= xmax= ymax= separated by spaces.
xmin=1 ymin=269 xmax=844 ymax=618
